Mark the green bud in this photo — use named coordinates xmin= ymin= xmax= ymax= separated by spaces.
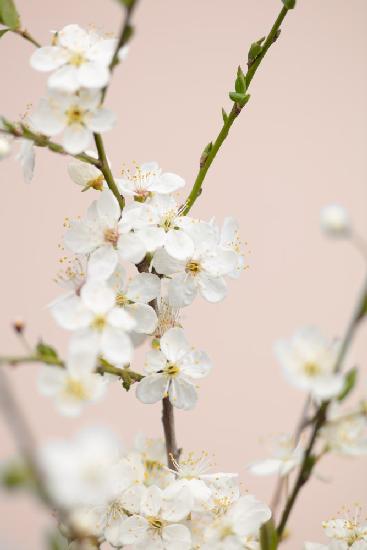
xmin=200 ymin=141 xmax=213 ymax=168
xmin=259 ymin=519 xmax=278 ymax=550
xmin=36 ymin=341 xmax=59 ymax=361
xmin=0 ymin=0 xmax=20 ymax=29
xmin=282 ymin=0 xmax=296 ymax=8
xmin=338 ymin=367 xmax=358 ymax=402
xmin=247 ymin=36 xmax=265 ymax=66
xmin=221 ymin=108 xmax=228 ymax=123
xmin=235 ymin=66 xmax=246 ymax=94
xmin=0 ymin=28 xmax=9 ymax=39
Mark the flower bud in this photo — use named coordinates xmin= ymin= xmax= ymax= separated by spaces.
xmin=320 ymin=204 xmax=351 ymax=238
xmin=0 ymin=136 xmax=11 ymax=159
xmin=68 ymin=153 xmax=105 ymax=192
xmin=12 ymin=318 xmax=25 ymax=334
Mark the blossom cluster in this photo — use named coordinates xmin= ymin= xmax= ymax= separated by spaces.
xmin=304 ymin=506 xmax=367 ymax=549
xmin=38 ymin=428 xmax=271 ymax=550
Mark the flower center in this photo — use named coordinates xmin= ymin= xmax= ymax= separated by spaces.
xmin=69 ymin=52 xmax=86 ymax=67
xmin=107 ymin=500 xmax=126 ymax=523
xmin=86 ymin=175 xmax=104 ymax=191
xmin=66 ymin=106 xmax=85 ymax=125
xmin=147 ymin=516 xmax=164 ymax=531
xmin=185 ymin=260 xmax=201 ymax=275
xmin=303 ymin=362 xmax=321 ymax=377
xmin=115 ymin=292 xmax=129 ymax=306
xmin=104 ymin=227 xmax=119 ymax=246
xmin=91 ymin=315 xmax=106 ymax=332
xmin=165 ymin=362 xmax=180 ymax=377
xmin=220 ymin=525 xmax=234 ymax=540
xmin=65 ymin=378 xmax=88 ymax=400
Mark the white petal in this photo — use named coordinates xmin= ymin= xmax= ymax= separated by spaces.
xmin=30 ymin=46 xmax=66 ymax=72
xmin=81 ymin=280 xmax=115 ymax=314
xmin=141 ymin=485 xmax=162 ymax=517
xmin=144 ymin=350 xmax=166 ymax=373
xmin=169 ymin=378 xmax=197 ymax=410
xmin=115 ymin=515 xmax=149 ymax=545
xmin=67 ymin=158 xmax=102 ymax=186
xmin=202 ymin=249 xmax=238 ymax=277
xmin=64 ymin=220 xmax=102 ymax=254
xmin=97 ymin=189 xmax=120 ymax=225
xmin=160 ymin=327 xmax=190 ymax=363
xmin=247 ymin=459 xmax=283 ymax=476
xmin=311 ymin=374 xmax=345 ymax=400
xmin=63 ymin=124 xmax=92 ymax=154
xmin=152 ymin=248 xmax=184 ymax=276
xmin=124 ymin=303 xmax=157 ymax=334
xmin=118 ymin=233 xmax=147 ymax=264
xmin=151 ymin=172 xmax=185 ymax=194
xmin=88 ymin=246 xmax=118 ymax=280
xmin=48 ymin=65 xmax=80 ymax=93
xmin=101 ymin=327 xmax=133 ymax=364
xmin=126 ymin=272 xmax=161 ymax=303
xmin=162 ymin=524 xmax=191 ymax=550
xmin=136 ymin=374 xmax=167 ymax=404
xmin=16 ymin=140 xmax=35 ymax=184
xmin=136 ymin=226 xmax=166 ymax=253
xmin=161 ymin=486 xmax=192 ymax=522
xmin=168 ymin=274 xmax=197 ymax=307
xmin=87 ymin=108 xmax=116 ymax=133
xmin=180 ymin=350 xmax=211 ymax=379
xmin=58 ymin=24 xmax=90 ymax=50
xmin=107 ymin=307 xmax=136 ymax=331
xmin=198 ymin=273 xmax=227 ymax=303
xmin=78 ymin=61 xmax=110 ymax=89
xmin=165 ymin=229 xmax=194 ymax=261
xmin=37 ymin=366 xmax=65 ymax=396
xmin=49 ymin=293 xmax=92 ymax=330
xmin=88 ymin=38 xmax=116 ymax=64
xmin=30 ymin=97 xmax=65 ymax=136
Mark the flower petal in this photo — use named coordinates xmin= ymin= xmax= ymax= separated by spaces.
xmin=198 ymin=273 xmax=227 ymax=303
xmin=101 ymin=326 xmax=133 ymax=364
xmin=126 ymin=273 xmax=161 ymax=304
xmin=48 ymin=65 xmax=80 ymax=93
xmin=78 ymin=61 xmax=110 ymax=89
xmin=124 ymin=303 xmax=157 ymax=334
xmin=87 ymin=108 xmax=116 ymax=133
xmin=63 ymin=124 xmax=92 ymax=154
xmin=30 ymin=46 xmax=67 ymax=72
xmin=168 ymin=273 xmax=197 ymax=307
xmin=165 ymin=229 xmax=194 ymax=261
xmin=118 ymin=233 xmax=147 ymax=264
xmin=81 ymin=280 xmax=115 ymax=314
xmin=180 ymin=350 xmax=211 ymax=379
xmin=88 ymin=246 xmax=118 ymax=280
xmin=151 ymin=172 xmax=185 ymax=194
xmin=160 ymin=327 xmax=190 ymax=363
xmin=136 ymin=374 xmax=167 ymax=404
xmin=144 ymin=349 xmax=166 ymax=373
xmin=169 ymin=378 xmax=197 ymax=410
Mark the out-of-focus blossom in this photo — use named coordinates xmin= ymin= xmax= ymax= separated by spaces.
xmin=248 ymin=434 xmax=304 ymax=477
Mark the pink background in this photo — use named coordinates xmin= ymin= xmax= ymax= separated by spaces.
xmin=0 ymin=0 xmax=366 ymax=547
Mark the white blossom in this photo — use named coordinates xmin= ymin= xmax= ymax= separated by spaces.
xmin=153 ymin=221 xmax=238 ymax=307
xmin=37 ymin=348 xmax=107 ymax=416
xmin=108 ymin=266 xmax=160 ymax=334
xmin=116 ymin=161 xmax=185 ymax=199
xmin=50 ymin=278 xmax=135 ymax=364
xmin=216 ymin=217 xmax=245 ymax=279
xmin=248 ymin=434 xmax=304 ymax=477
xmin=0 ymin=136 xmax=11 ymax=159
xmin=320 ymin=205 xmax=351 ymax=239
xmin=112 ymin=484 xmax=192 ymax=549
xmin=274 ymin=326 xmax=345 ymax=400
xmin=30 ymin=89 xmax=115 ymax=154
xmin=30 ymin=24 xmax=116 ymax=92
xmin=136 ymin=327 xmax=211 ymax=410
xmin=320 ymin=404 xmax=367 ymax=456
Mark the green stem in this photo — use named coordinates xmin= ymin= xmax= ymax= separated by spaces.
xmin=1 ymin=119 xmax=100 ymax=167
xmin=182 ymin=5 xmax=290 ymax=215
xmin=94 ymin=133 xmax=124 ymax=209
xmin=276 ymin=273 xmax=367 ymax=538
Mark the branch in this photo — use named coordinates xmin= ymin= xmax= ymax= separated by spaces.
xmin=276 ymin=273 xmax=367 ymax=538
xmin=12 ymin=27 xmax=41 ymax=48
xmin=1 ymin=119 xmax=101 ymax=167
xmin=162 ymin=397 xmax=180 ymax=469
xmin=94 ymin=133 xmax=124 ymax=209
xmin=182 ymin=5 xmax=292 ymax=215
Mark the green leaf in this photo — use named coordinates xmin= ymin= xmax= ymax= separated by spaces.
xmin=0 ymin=28 xmax=9 ymax=38
xmin=1 ymin=461 xmax=32 ymax=489
xmin=0 ymin=0 xmax=20 ymax=29
xmin=260 ymin=519 xmax=278 ymax=550
xmin=221 ymin=108 xmax=228 ymax=123
xmin=356 ymin=292 xmax=367 ymax=322
xmin=282 ymin=0 xmax=296 ymax=8
xmin=200 ymin=141 xmax=213 ymax=168
xmin=338 ymin=367 xmax=358 ymax=402
xmin=248 ymin=37 xmax=265 ymax=66
xmin=36 ymin=341 xmax=59 ymax=361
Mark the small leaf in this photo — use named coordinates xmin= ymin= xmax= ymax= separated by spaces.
xmin=200 ymin=141 xmax=213 ymax=168
xmin=248 ymin=37 xmax=265 ymax=66
xmin=1 ymin=461 xmax=32 ymax=489
xmin=0 ymin=0 xmax=20 ymax=29
xmin=356 ymin=292 xmax=367 ymax=322
xmin=229 ymin=91 xmax=250 ymax=107
xmin=338 ymin=367 xmax=358 ymax=402
xmin=221 ymin=108 xmax=228 ymax=123
xmin=260 ymin=519 xmax=278 ymax=550
xmin=36 ymin=341 xmax=59 ymax=361
xmin=282 ymin=0 xmax=296 ymax=8
xmin=0 ymin=28 xmax=9 ymax=38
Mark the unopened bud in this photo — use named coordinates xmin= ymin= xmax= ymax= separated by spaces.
xmin=12 ymin=318 xmax=25 ymax=334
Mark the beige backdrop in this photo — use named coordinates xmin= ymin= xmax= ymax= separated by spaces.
xmin=0 ymin=0 xmax=366 ymax=548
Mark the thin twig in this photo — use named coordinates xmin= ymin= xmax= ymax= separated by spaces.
xmin=182 ymin=5 xmax=291 ymax=215
xmin=94 ymin=133 xmax=124 ymax=209
xmin=13 ymin=27 xmax=41 ymax=48
xmin=162 ymin=397 xmax=180 ymax=469
xmin=276 ymin=273 xmax=367 ymax=537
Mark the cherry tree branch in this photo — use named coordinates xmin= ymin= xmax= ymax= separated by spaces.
xmin=182 ymin=4 xmax=293 ymax=215
xmin=12 ymin=27 xmax=41 ymax=48
xmin=276 ymin=273 xmax=367 ymax=538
